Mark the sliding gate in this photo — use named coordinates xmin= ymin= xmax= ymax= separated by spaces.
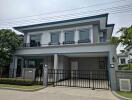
xmin=48 ymin=69 xmax=109 ymax=89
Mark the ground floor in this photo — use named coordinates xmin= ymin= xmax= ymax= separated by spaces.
xmin=11 ymin=52 xmax=109 ymax=76
xmin=10 ymin=52 xmax=117 ymax=90
xmin=0 ymin=86 xmax=119 ymax=100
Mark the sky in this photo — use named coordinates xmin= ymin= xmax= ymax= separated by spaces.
xmin=0 ymin=0 xmax=132 ymax=53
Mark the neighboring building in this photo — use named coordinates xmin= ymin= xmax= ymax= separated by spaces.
xmin=118 ymin=46 xmax=132 ymax=65
xmin=11 ymin=13 xmax=117 ymax=90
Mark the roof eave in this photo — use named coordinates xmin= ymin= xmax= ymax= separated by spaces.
xmin=13 ymin=13 xmax=109 ymax=32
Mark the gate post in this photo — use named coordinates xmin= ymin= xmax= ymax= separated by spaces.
xmin=43 ymin=64 xmax=48 ymax=87
xmin=91 ymin=71 xmax=95 ymax=90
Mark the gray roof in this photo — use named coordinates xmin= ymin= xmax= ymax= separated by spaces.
xmin=13 ymin=13 xmax=114 ymax=33
xmin=117 ymin=53 xmax=128 ymax=57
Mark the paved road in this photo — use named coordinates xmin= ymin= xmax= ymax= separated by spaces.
xmin=0 ymin=86 xmax=119 ymax=100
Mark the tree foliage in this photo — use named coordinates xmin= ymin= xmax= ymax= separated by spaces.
xmin=110 ymin=25 xmax=132 ymax=46
xmin=0 ymin=29 xmax=22 ymax=67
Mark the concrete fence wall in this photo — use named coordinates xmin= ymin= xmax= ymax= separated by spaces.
xmin=116 ymin=70 xmax=132 ymax=91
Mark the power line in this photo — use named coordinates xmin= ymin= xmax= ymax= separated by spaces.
xmin=1 ymin=3 xmax=132 ymax=27
xmin=1 ymin=3 xmax=132 ymax=23
xmin=2 ymin=9 xmax=132 ymax=28
xmin=0 ymin=0 xmax=129 ymax=21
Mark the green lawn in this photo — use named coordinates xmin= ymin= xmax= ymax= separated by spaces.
xmin=0 ymin=84 xmax=42 ymax=90
xmin=117 ymin=91 xmax=132 ymax=99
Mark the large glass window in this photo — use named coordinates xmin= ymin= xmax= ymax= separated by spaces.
xmin=24 ymin=59 xmax=43 ymax=68
xmin=64 ymin=31 xmax=74 ymax=44
xmin=30 ymin=34 xmax=41 ymax=47
xmin=79 ymin=29 xmax=91 ymax=43
xmin=50 ymin=32 xmax=60 ymax=45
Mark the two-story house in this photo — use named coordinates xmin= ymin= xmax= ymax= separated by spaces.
xmin=11 ymin=13 xmax=117 ymax=90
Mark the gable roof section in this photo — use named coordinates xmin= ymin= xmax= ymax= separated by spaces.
xmin=13 ymin=13 xmax=114 ymax=33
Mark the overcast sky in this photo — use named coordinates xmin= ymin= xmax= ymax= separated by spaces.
xmin=0 ymin=0 xmax=132 ymax=53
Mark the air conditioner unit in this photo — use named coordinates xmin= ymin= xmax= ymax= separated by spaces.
xmin=119 ymin=79 xmax=131 ymax=92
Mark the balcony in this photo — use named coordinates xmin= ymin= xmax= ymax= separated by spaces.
xmin=20 ymin=39 xmax=93 ymax=48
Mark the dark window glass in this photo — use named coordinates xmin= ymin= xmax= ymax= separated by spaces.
xmin=64 ymin=31 xmax=74 ymax=44
xmin=79 ymin=29 xmax=91 ymax=43
xmin=120 ymin=58 xmax=126 ymax=64
xmin=99 ymin=32 xmax=107 ymax=42
xmin=24 ymin=59 xmax=43 ymax=68
xmin=50 ymin=32 xmax=60 ymax=44
xmin=30 ymin=34 xmax=41 ymax=47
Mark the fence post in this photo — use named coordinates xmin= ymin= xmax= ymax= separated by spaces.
xmin=91 ymin=71 xmax=95 ymax=90
xmin=43 ymin=65 xmax=48 ymax=87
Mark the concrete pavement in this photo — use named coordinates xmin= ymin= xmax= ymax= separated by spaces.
xmin=0 ymin=86 xmax=119 ymax=100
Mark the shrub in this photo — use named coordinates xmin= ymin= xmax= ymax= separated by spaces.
xmin=118 ymin=64 xmax=132 ymax=70
xmin=0 ymin=78 xmax=34 ymax=86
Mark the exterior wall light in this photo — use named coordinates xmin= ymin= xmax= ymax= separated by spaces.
xmin=110 ymin=64 xmax=114 ymax=68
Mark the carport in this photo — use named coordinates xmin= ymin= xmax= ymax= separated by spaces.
xmin=47 ymin=52 xmax=110 ymax=89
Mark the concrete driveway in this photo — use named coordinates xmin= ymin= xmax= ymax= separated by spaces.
xmin=0 ymin=86 xmax=119 ymax=100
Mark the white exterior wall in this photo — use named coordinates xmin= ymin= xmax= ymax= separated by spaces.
xmin=25 ymin=25 xmax=97 ymax=45
xmin=118 ymin=56 xmax=129 ymax=65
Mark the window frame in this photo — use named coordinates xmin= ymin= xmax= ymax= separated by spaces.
xmin=78 ymin=28 xmax=91 ymax=43
xmin=120 ymin=58 xmax=126 ymax=64
xmin=50 ymin=31 xmax=60 ymax=45
xmin=64 ymin=30 xmax=75 ymax=44
xmin=29 ymin=34 xmax=41 ymax=47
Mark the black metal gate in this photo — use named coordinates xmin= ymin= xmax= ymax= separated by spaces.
xmin=48 ymin=69 xmax=109 ymax=89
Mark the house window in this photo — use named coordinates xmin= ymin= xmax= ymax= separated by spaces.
xmin=99 ymin=32 xmax=107 ymax=43
xmin=64 ymin=31 xmax=75 ymax=44
xmin=78 ymin=29 xmax=91 ymax=43
xmin=50 ymin=32 xmax=60 ymax=45
xmin=30 ymin=34 xmax=41 ymax=47
xmin=120 ymin=58 xmax=126 ymax=64
xmin=28 ymin=60 xmax=35 ymax=68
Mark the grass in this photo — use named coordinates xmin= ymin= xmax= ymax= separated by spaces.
xmin=117 ymin=91 xmax=132 ymax=99
xmin=0 ymin=84 xmax=42 ymax=90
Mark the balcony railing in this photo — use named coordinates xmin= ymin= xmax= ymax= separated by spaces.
xmin=78 ymin=39 xmax=91 ymax=43
xmin=20 ymin=40 xmax=92 ymax=48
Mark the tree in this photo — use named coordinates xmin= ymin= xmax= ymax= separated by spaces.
xmin=111 ymin=25 xmax=132 ymax=70
xmin=110 ymin=25 xmax=132 ymax=46
xmin=0 ymin=29 xmax=22 ymax=70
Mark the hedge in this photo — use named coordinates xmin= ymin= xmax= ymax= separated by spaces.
xmin=0 ymin=78 xmax=34 ymax=86
xmin=118 ymin=64 xmax=132 ymax=70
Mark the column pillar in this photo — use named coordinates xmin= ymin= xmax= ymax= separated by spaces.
xmin=54 ymin=54 xmax=58 ymax=83
xmin=10 ymin=56 xmax=18 ymax=77
xmin=14 ymin=56 xmax=18 ymax=77
xmin=54 ymin=54 xmax=58 ymax=69
xmin=75 ymin=28 xmax=79 ymax=44
xmin=109 ymin=45 xmax=118 ymax=91
xmin=60 ymin=30 xmax=64 ymax=45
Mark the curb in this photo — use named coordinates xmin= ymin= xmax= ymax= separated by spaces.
xmin=112 ymin=91 xmax=131 ymax=100
xmin=0 ymin=86 xmax=46 ymax=92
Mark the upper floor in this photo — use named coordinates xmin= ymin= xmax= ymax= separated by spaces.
xmin=14 ymin=13 xmax=114 ymax=48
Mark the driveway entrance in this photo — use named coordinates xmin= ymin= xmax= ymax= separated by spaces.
xmin=48 ymin=69 xmax=109 ymax=89
xmin=0 ymin=87 xmax=118 ymax=100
